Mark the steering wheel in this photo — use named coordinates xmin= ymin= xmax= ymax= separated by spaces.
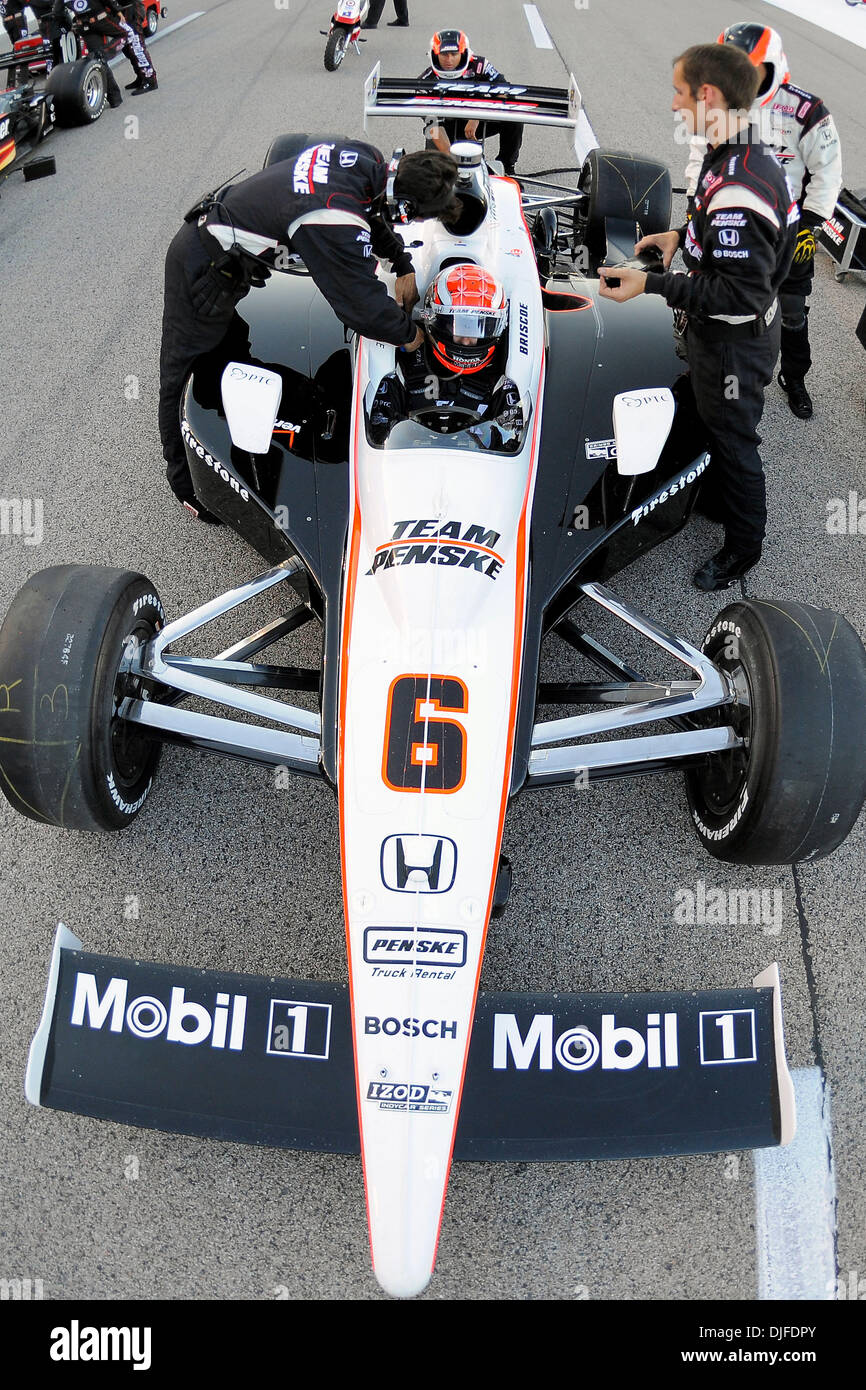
xmin=407 ymin=404 xmax=485 ymax=431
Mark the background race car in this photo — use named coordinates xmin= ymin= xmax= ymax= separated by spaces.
xmin=0 ymin=79 xmax=55 ymax=184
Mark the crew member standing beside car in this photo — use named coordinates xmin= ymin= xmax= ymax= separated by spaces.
xmin=599 ymin=44 xmax=797 ymax=592
xmin=59 ymin=0 xmax=158 ymax=105
xmin=685 ymin=23 xmax=842 ymax=420
xmin=419 ymin=29 xmax=523 ymax=177
xmin=159 ymin=138 xmax=460 ymax=521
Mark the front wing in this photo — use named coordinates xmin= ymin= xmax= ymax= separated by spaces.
xmin=27 ymin=926 xmax=795 ymax=1164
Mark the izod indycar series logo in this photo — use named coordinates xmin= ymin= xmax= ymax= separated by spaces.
xmin=366 ymin=1081 xmax=453 ymax=1112
xmin=367 ymin=520 xmax=504 ymax=579
xmin=70 ymin=973 xmax=247 ymax=1049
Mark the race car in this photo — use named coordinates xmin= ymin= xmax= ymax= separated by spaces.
xmin=0 ymin=78 xmax=55 ymax=183
xmin=6 ymin=74 xmax=866 ymax=1299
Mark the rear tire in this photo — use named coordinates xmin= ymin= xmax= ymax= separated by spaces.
xmin=0 ymin=566 xmax=165 ymax=832
xmin=263 ymin=133 xmax=301 ymax=169
xmin=576 ymin=148 xmax=671 ymax=265
xmin=46 ymin=57 xmax=107 ymax=126
xmin=323 ymin=27 xmax=349 ymax=71
xmin=686 ymin=600 xmax=866 ymax=864
xmin=145 ymin=5 xmax=159 ymax=35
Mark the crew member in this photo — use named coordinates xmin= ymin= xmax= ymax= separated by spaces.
xmin=419 ymin=29 xmax=523 ymax=177
xmin=599 ymin=43 xmax=797 ymax=592
xmin=369 ymin=263 xmax=523 ymax=446
xmin=159 ymin=139 xmax=460 ymax=520
xmin=362 ymin=0 xmax=408 ymax=29
xmin=60 ymin=0 xmax=158 ymax=105
xmin=685 ymin=24 xmax=841 ymax=420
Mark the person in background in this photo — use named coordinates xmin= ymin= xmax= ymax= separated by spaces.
xmin=685 ymin=23 xmax=842 ymax=420
xmin=362 ymin=0 xmax=408 ymax=29
xmin=419 ymin=28 xmax=523 ymax=177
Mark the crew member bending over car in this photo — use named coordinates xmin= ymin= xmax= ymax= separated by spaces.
xmin=159 ymin=138 xmax=460 ymax=521
xmin=419 ymin=29 xmax=523 ymax=177
xmin=686 ymin=22 xmax=841 ymax=421
xmin=599 ymin=43 xmax=796 ymax=592
xmin=369 ymin=263 xmax=524 ymax=446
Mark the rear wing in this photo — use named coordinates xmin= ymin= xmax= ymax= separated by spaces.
xmin=363 ymin=63 xmax=599 ymax=166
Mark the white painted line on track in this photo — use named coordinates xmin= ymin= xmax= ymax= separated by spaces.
xmin=523 ymin=4 xmax=554 ymax=50
xmin=148 ymin=12 xmax=206 ymax=44
xmin=108 ymin=11 xmax=204 ymax=65
xmin=754 ymin=1067 xmax=837 ymax=1300
xmin=762 ymin=0 xmax=866 ymax=50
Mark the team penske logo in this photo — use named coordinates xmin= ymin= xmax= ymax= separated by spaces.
xmin=293 ymin=143 xmax=335 ymax=194
xmin=367 ymin=519 xmax=504 ymax=579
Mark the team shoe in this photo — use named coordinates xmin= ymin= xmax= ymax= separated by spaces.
xmin=692 ymin=546 xmax=762 ymax=592
xmin=130 ymin=77 xmax=159 ymax=95
xmin=778 ymin=371 xmax=813 ymax=420
xmin=387 ymin=19 xmax=409 ymax=25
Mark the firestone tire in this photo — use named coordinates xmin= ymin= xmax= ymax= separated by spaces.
xmin=323 ymin=27 xmax=349 ymax=71
xmin=0 ymin=566 xmax=165 ymax=832
xmin=577 ymin=147 xmax=672 ymax=264
xmin=685 ymin=599 xmax=866 ymax=864
xmin=46 ymin=56 xmax=107 ymax=126
xmin=263 ymin=133 xmax=300 ymax=169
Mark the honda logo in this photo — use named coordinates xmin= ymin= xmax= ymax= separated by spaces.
xmin=718 ymin=229 xmax=740 ymax=247
xmin=380 ymin=834 xmax=457 ymax=893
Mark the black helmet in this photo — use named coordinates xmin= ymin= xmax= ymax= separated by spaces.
xmin=718 ymin=22 xmax=790 ymax=105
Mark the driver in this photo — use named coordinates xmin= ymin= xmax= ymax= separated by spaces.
xmin=369 ymin=263 xmax=524 ymax=444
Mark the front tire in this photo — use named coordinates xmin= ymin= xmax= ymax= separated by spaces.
xmin=145 ymin=4 xmax=159 ymax=35
xmin=0 ymin=566 xmax=165 ymax=832
xmin=686 ymin=600 xmax=866 ymax=864
xmin=323 ymin=26 xmax=349 ymax=71
xmin=46 ymin=56 xmax=107 ymax=126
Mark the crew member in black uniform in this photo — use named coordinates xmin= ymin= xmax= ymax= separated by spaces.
xmin=419 ymin=29 xmax=523 ymax=177
xmin=60 ymin=0 xmax=157 ymax=104
xmin=599 ymin=43 xmax=796 ymax=591
xmin=369 ymin=263 xmax=524 ymax=446
xmin=159 ymin=139 xmax=460 ymax=520
xmin=362 ymin=0 xmax=408 ymax=28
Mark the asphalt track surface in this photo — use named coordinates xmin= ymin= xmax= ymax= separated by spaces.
xmin=1 ymin=0 xmax=865 ymax=1305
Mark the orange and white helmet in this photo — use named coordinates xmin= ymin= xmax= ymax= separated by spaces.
xmin=718 ymin=22 xmax=790 ymax=106
xmin=423 ymin=263 xmax=508 ymax=373
xmin=430 ymin=29 xmax=470 ymax=76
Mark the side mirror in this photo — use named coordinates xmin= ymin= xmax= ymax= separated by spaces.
xmin=613 ymin=387 xmax=675 ymax=476
xmin=220 ymin=362 xmax=282 ymax=454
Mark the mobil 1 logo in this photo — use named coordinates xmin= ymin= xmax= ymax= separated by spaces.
xmin=267 ymin=1000 xmax=332 ymax=1059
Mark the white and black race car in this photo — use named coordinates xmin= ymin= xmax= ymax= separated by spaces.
xmin=4 ymin=74 xmax=866 ymax=1298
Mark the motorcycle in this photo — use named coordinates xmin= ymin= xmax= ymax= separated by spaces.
xmin=321 ymin=0 xmax=368 ymax=72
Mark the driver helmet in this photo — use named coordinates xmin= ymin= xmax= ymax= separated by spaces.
xmin=423 ymin=263 xmax=508 ymax=374
xmin=717 ymin=23 xmax=790 ymax=106
xmin=430 ymin=29 xmax=470 ymax=76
